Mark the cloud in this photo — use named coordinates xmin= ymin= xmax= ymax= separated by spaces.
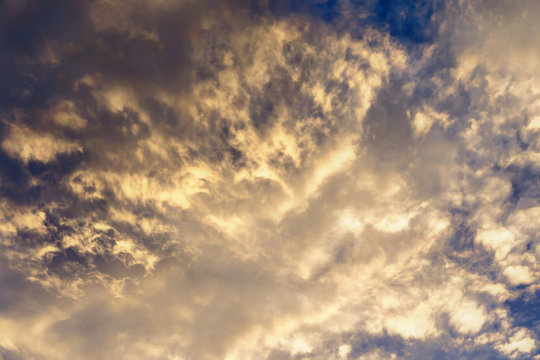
xmin=0 ymin=0 xmax=539 ymax=359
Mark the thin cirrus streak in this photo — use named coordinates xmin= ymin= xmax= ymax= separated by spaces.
xmin=0 ymin=0 xmax=539 ymax=359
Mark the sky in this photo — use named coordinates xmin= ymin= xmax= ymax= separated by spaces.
xmin=0 ymin=0 xmax=539 ymax=359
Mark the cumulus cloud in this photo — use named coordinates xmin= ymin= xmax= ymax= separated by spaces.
xmin=0 ymin=0 xmax=539 ymax=359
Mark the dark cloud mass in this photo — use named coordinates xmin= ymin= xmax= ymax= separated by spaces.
xmin=0 ymin=0 xmax=539 ymax=359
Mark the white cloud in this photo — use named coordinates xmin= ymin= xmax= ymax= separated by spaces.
xmin=2 ymin=1 xmax=540 ymax=359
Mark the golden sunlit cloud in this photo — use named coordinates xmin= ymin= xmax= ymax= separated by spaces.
xmin=0 ymin=0 xmax=539 ymax=359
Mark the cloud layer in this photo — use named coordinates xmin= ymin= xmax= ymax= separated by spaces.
xmin=0 ymin=0 xmax=539 ymax=359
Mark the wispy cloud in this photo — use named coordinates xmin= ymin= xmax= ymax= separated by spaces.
xmin=0 ymin=1 xmax=539 ymax=359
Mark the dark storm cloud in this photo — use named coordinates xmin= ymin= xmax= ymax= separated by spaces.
xmin=0 ymin=0 xmax=347 ymax=203
xmin=507 ymin=164 xmax=540 ymax=206
xmin=0 ymin=0 xmax=272 ymax=281
xmin=0 ymin=0 xmax=92 ymax=113
xmin=362 ymin=76 xmax=415 ymax=168
xmin=0 ymin=0 xmax=263 ymax=137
